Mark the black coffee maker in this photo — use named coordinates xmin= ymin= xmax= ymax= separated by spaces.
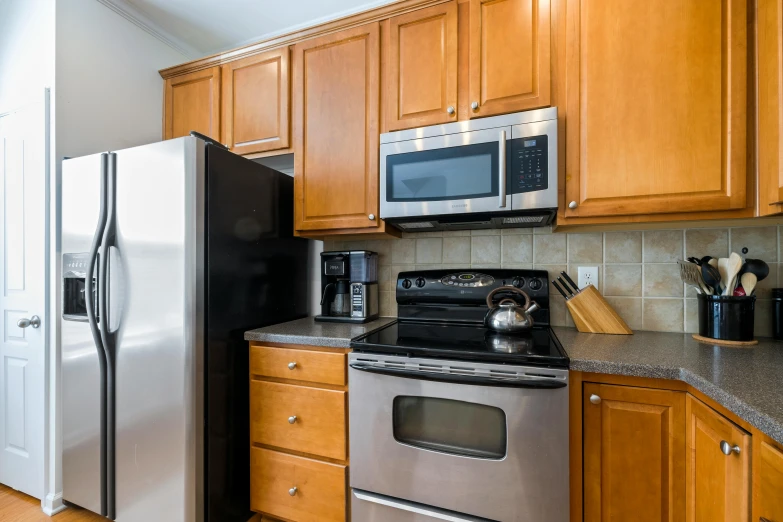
xmin=316 ymin=251 xmax=379 ymax=323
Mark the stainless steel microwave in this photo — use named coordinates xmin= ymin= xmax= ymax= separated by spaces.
xmin=379 ymin=107 xmax=558 ymax=231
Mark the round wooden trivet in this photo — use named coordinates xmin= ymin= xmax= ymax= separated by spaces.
xmin=692 ymin=334 xmax=758 ymax=346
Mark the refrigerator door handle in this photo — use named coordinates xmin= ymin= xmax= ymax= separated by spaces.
xmin=98 ymin=151 xmax=118 ymax=520
xmin=85 ymin=152 xmax=109 ymax=517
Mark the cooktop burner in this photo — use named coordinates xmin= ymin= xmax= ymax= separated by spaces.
xmin=351 ymin=321 xmax=569 ymax=368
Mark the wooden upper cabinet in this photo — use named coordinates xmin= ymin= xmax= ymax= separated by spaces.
xmin=221 ymin=48 xmax=290 ymax=155
xmin=583 ymin=383 xmax=685 ymax=522
xmin=564 ymin=0 xmax=748 ymax=218
xmin=385 ymin=2 xmax=458 ymax=131
xmin=468 ymin=0 xmax=550 ymax=118
xmin=164 ymin=66 xmax=221 ymax=141
xmin=754 ymin=438 xmax=783 ymax=522
xmin=293 ymin=23 xmax=380 ymax=232
xmin=758 ymin=0 xmax=783 ymax=216
xmin=685 ymin=395 xmax=750 ymax=522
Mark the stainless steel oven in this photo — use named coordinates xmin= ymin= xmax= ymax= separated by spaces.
xmin=348 ymin=352 xmax=569 ymax=522
xmin=379 ymin=107 xmax=558 ymax=231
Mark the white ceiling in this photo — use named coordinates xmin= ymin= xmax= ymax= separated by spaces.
xmin=119 ymin=0 xmax=398 ymax=57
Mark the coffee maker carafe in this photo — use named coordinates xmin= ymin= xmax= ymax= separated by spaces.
xmin=317 ymin=251 xmax=379 ymax=323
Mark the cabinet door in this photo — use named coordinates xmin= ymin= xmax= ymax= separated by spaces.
xmin=293 ymin=23 xmax=380 ymax=232
xmin=221 ymin=48 xmax=290 ymax=155
xmin=583 ymin=383 xmax=685 ymax=522
xmin=164 ymin=66 xmax=221 ymax=141
xmin=685 ymin=395 xmax=750 ymax=522
xmin=385 ymin=2 xmax=458 ymax=131
xmin=468 ymin=0 xmax=550 ymax=118
xmin=563 ymin=0 xmax=748 ymax=218
xmin=755 ymin=439 xmax=783 ymax=522
xmin=758 ymin=0 xmax=783 ymax=215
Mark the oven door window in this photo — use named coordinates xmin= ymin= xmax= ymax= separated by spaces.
xmin=392 ymin=396 xmax=507 ymax=459
xmin=385 ymin=142 xmax=500 ymax=202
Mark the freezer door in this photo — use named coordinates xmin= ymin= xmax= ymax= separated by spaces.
xmin=112 ymin=137 xmax=204 ymax=522
xmin=62 ymin=153 xmax=107 ymax=515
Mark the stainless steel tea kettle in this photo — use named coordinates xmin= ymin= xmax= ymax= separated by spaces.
xmin=484 ymin=286 xmax=540 ymax=333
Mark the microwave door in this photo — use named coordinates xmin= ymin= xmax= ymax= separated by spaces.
xmin=380 ymin=126 xmax=512 ymax=219
xmin=510 ymin=119 xmax=558 ymax=211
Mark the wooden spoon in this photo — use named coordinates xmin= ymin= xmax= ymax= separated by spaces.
xmin=722 ymin=252 xmax=743 ymax=296
xmin=717 ymin=258 xmax=729 ymax=294
xmin=740 ymin=272 xmax=758 ymax=296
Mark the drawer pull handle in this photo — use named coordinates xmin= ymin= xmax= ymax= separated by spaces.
xmin=720 ymin=440 xmax=741 ymax=455
xmin=288 ymin=362 xmax=297 ymax=370
xmin=288 ymin=416 xmax=297 ymax=424
xmin=289 ymin=487 xmax=297 ymax=496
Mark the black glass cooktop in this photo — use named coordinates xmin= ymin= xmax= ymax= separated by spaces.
xmin=351 ymin=320 xmax=569 ymax=368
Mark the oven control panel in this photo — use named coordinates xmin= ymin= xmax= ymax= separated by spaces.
xmin=510 ymin=134 xmax=548 ymax=194
xmin=439 ymin=272 xmax=495 ymax=288
xmin=398 ymin=269 xmax=549 ymax=303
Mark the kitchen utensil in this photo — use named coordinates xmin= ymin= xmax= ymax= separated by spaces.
xmin=708 ymin=258 xmax=719 ymax=269
xmin=484 ymin=286 xmax=540 ymax=334
xmin=733 ymin=286 xmax=746 ymax=296
xmin=722 ymin=252 xmax=743 ymax=296
xmin=701 ymin=264 xmax=722 ymax=294
xmin=700 ymin=256 xmax=714 ymax=266
xmin=717 ymin=258 xmax=729 ymax=293
xmin=678 ymin=260 xmax=710 ymax=294
xmin=561 ymin=271 xmax=579 ymax=291
xmin=558 ymin=277 xmax=576 ymax=296
xmin=687 ymin=257 xmax=702 ymax=265
xmin=552 ymin=279 xmax=569 ymax=299
xmin=740 ymin=272 xmax=758 ymax=296
xmin=564 ymin=285 xmax=633 ymax=335
xmin=741 ymin=258 xmax=770 ymax=282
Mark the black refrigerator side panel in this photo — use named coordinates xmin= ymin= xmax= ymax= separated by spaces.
xmin=204 ymin=145 xmax=309 ymax=522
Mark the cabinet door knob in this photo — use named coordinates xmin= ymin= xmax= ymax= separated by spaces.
xmin=447 ymin=106 xmax=455 ymax=115
xmin=568 ymin=201 xmax=578 ymax=210
xmin=289 ymin=487 xmax=298 ymax=496
xmin=471 ymin=101 xmax=479 ymax=111
xmin=288 ymin=416 xmax=297 ymax=424
xmin=17 ymin=316 xmax=41 ymax=329
xmin=590 ymin=394 xmax=601 ymax=405
xmin=720 ymin=440 xmax=741 ymax=455
xmin=368 ymin=214 xmax=376 ymax=220
xmin=288 ymin=362 xmax=297 ymax=370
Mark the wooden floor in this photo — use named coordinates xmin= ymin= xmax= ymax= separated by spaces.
xmin=0 ymin=484 xmax=105 ymax=521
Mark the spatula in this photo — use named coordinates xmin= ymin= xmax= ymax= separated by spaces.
xmin=722 ymin=252 xmax=743 ymax=296
xmin=717 ymin=258 xmax=729 ymax=294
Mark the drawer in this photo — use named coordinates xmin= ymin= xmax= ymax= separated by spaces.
xmin=251 ymin=447 xmax=346 ymax=522
xmin=250 ymin=344 xmax=346 ymax=386
xmin=251 ymin=381 xmax=347 ymax=460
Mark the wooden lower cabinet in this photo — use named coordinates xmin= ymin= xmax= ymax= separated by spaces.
xmin=754 ymin=438 xmax=783 ymax=522
xmin=582 ymin=383 xmax=686 ymax=522
xmin=686 ymin=395 xmax=751 ymax=522
xmin=249 ymin=342 xmax=349 ymax=522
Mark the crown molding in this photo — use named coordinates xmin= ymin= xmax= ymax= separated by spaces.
xmin=94 ymin=0 xmax=201 ymax=59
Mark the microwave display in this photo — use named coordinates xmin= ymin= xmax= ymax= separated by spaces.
xmin=511 ymin=134 xmax=548 ymax=194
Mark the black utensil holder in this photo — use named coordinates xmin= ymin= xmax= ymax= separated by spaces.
xmin=697 ymin=294 xmax=756 ymax=341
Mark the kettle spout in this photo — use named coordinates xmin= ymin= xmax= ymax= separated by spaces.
xmin=527 ymin=301 xmax=540 ymax=314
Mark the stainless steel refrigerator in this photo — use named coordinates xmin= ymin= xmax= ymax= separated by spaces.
xmin=61 ymin=135 xmax=309 ymax=522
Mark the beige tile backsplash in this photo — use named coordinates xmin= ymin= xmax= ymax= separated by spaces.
xmin=325 ymin=226 xmax=783 ymax=335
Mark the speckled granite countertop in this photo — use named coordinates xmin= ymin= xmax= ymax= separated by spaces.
xmin=554 ymin=326 xmax=783 ymax=445
xmin=244 ymin=316 xmax=396 ymax=348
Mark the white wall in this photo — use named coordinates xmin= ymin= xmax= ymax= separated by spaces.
xmin=47 ymin=0 xmax=188 ymax=513
xmin=0 ymin=0 xmax=55 ymax=114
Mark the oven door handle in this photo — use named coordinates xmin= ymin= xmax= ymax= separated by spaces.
xmin=353 ymin=489 xmax=493 ymax=521
xmin=349 ymin=363 xmax=567 ymax=389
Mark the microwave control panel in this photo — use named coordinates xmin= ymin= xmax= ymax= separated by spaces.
xmin=510 ymin=134 xmax=548 ymax=194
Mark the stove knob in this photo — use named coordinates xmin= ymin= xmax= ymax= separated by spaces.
xmin=415 ymin=277 xmax=426 ymax=288
xmin=402 ymin=279 xmax=412 ymax=289
xmin=512 ymin=277 xmax=525 ymax=288
xmin=528 ymin=278 xmax=543 ymax=291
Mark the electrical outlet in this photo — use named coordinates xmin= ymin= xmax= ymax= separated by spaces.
xmin=578 ymin=266 xmax=599 ymax=289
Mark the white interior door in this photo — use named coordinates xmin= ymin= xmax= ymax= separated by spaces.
xmin=0 ymin=96 xmax=47 ymax=498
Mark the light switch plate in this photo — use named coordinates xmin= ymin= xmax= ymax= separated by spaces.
xmin=578 ymin=266 xmax=599 ymax=289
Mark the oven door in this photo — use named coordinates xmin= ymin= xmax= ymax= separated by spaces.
xmin=348 ymin=353 xmax=569 ymax=522
xmin=380 ymin=127 xmax=512 ymax=219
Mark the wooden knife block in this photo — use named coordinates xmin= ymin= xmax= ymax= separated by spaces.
xmin=565 ymin=285 xmax=633 ymax=335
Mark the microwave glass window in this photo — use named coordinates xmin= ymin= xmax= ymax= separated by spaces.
xmin=386 ymin=142 xmax=499 ymax=202
xmin=392 ymin=396 xmax=507 ymax=459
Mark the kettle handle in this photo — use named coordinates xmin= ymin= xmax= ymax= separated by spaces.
xmin=486 ymin=286 xmax=531 ymax=310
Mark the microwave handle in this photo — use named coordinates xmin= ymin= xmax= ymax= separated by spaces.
xmin=498 ymin=129 xmax=507 ymax=208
